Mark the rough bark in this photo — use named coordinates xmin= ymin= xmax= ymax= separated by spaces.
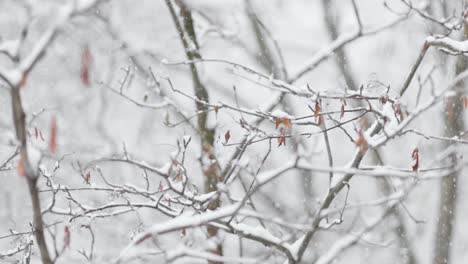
xmin=165 ymin=1 xmax=222 ymax=262
xmin=432 ymin=16 xmax=467 ymax=264
xmin=11 ymin=88 xmax=52 ymax=264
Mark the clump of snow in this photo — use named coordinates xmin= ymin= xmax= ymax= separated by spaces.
xmin=270 ymin=109 xmax=293 ymax=119
xmin=382 ymin=102 xmax=399 ymax=133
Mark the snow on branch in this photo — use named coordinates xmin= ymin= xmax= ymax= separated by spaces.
xmin=314 ymin=200 xmax=398 ymax=264
xmin=0 ymin=0 xmax=102 ymax=87
xmin=118 ymin=203 xmax=241 ymax=261
xmin=426 ymin=35 xmax=468 ymax=55
xmin=0 ymin=39 xmax=21 ymax=59
xmin=165 ymin=245 xmax=259 ymax=263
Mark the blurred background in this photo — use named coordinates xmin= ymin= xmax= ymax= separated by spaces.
xmin=0 ymin=0 xmax=467 ymax=263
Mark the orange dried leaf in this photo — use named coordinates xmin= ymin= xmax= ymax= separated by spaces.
xmin=49 ymin=116 xmax=57 ymax=154
xmin=314 ymin=101 xmax=321 ymax=117
xmin=277 ymin=136 xmax=286 ymax=147
xmin=277 ymin=127 xmax=286 ymax=147
xmin=275 ymin=117 xmax=291 ymax=129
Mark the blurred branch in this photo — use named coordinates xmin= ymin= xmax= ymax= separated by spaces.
xmin=432 ymin=5 xmax=468 ymax=263
xmin=290 ymin=14 xmax=406 ymax=82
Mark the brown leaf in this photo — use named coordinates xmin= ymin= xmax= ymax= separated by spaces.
xmin=314 ymin=101 xmax=321 ymax=117
xmin=394 ymin=103 xmax=403 ymax=122
xmin=64 ymin=226 xmax=71 ymax=249
xmin=224 ymin=130 xmax=231 ymax=144
xmin=84 ymin=171 xmax=91 ymax=185
xmin=277 ymin=127 xmax=286 ymax=147
xmin=379 ymin=96 xmax=388 ymax=104
xmin=412 ymin=147 xmax=419 ymax=172
xmin=275 ymin=117 xmax=291 ymax=129
xmin=80 ymin=46 xmax=91 ymax=87
xmin=49 ymin=116 xmax=57 ymax=154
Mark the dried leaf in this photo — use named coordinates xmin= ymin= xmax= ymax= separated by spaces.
xmin=277 ymin=127 xmax=286 ymax=147
xmin=80 ymin=46 xmax=91 ymax=86
xmin=84 ymin=171 xmax=91 ymax=185
xmin=379 ymin=96 xmax=388 ymax=104
xmin=314 ymin=101 xmax=321 ymax=117
xmin=277 ymin=136 xmax=286 ymax=147
xmin=275 ymin=117 xmax=291 ymax=129
xmin=412 ymin=147 xmax=419 ymax=172
xmin=64 ymin=226 xmax=71 ymax=249
xmin=394 ymin=103 xmax=403 ymax=122
xmin=224 ymin=130 xmax=231 ymax=144
xmin=49 ymin=116 xmax=57 ymax=154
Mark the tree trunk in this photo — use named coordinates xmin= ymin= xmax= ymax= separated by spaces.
xmin=432 ymin=13 xmax=467 ymax=264
xmin=165 ymin=1 xmax=222 ymax=262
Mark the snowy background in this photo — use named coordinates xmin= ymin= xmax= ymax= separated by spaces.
xmin=0 ymin=0 xmax=467 ymax=263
